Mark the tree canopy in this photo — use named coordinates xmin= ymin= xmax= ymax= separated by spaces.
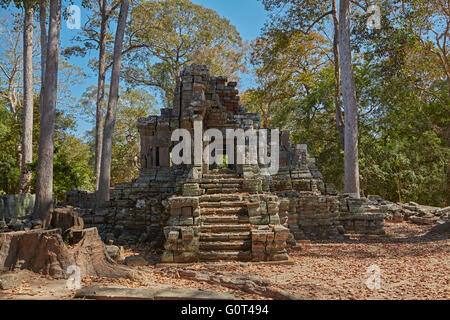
xmin=241 ymin=0 xmax=449 ymax=205
xmin=123 ymin=0 xmax=247 ymax=106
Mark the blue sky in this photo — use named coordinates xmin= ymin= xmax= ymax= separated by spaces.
xmin=58 ymin=0 xmax=269 ymax=138
xmin=191 ymin=0 xmax=268 ymax=40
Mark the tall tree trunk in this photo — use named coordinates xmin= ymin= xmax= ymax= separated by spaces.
xmin=19 ymin=5 xmax=34 ymax=194
xmin=332 ymin=0 xmax=345 ymax=148
xmin=446 ymin=76 xmax=450 ymax=205
xmin=33 ymin=0 xmax=61 ymax=220
xmin=39 ymin=0 xmax=47 ymax=115
xmin=338 ymin=0 xmax=360 ymax=197
xmin=94 ymin=0 xmax=108 ymax=191
xmin=97 ymin=0 xmax=129 ymax=206
xmin=446 ymin=136 xmax=450 ymax=207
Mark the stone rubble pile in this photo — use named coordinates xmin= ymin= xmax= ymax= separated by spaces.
xmin=0 ymin=207 xmax=84 ymax=235
xmin=338 ymin=195 xmax=385 ymax=236
xmin=367 ymin=195 xmax=449 ymax=225
xmin=0 ymin=217 xmax=44 ymax=232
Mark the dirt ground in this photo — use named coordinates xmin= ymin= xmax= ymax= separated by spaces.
xmin=0 ymin=221 xmax=448 ymax=300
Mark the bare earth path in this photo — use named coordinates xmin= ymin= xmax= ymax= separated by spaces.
xmin=1 ymin=222 xmax=448 ymax=300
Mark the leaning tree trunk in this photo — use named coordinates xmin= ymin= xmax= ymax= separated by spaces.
xmin=33 ymin=0 xmax=61 ymax=220
xmin=97 ymin=0 xmax=130 ymax=206
xmin=332 ymin=0 xmax=345 ymax=149
xmin=339 ymin=0 xmax=360 ymax=197
xmin=19 ymin=6 xmax=34 ymax=194
xmin=94 ymin=0 xmax=108 ymax=191
xmin=39 ymin=0 xmax=47 ymax=115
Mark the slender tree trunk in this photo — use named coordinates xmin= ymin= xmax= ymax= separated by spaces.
xmin=39 ymin=0 xmax=47 ymax=115
xmin=396 ymin=177 xmax=402 ymax=203
xmin=332 ymin=0 xmax=345 ymax=148
xmin=446 ymin=76 xmax=450 ymax=205
xmin=6 ymin=83 xmax=22 ymax=189
xmin=33 ymin=0 xmax=61 ymax=220
xmin=17 ymin=142 xmax=22 ymax=191
xmin=19 ymin=6 xmax=34 ymax=194
xmin=446 ymin=140 xmax=450 ymax=206
xmin=338 ymin=0 xmax=360 ymax=197
xmin=94 ymin=0 xmax=108 ymax=191
xmin=97 ymin=0 xmax=129 ymax=206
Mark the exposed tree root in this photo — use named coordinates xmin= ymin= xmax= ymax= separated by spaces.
xmin=164 ymin=268 xmax=297 ymax=300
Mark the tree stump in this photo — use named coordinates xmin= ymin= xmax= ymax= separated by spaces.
xmin=0 ymin=229 xmax=73 ymax=278
xmin=68 ymin=227 xmax=129 ymax=278
xmin=44 ymin=207 xmax=84 ymax=230
xmin=0 ymin=227 xmax=130 ymax=279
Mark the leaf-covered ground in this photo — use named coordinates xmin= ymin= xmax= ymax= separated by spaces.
xmin=1 ymin=221 xmax=448 ymax=300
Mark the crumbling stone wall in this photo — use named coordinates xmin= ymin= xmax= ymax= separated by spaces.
xmin=161 ymin=196 xmax=200 ymax=263
xmin=272 ymin=141 xmax=385 ymax=240
xmin=338 ymin=195 xmax=385 ymax=235
xmin=65 ymin=169 xmax=185 ymax=245
xmin=65 ymin=190 xmax=96 ymax=209
xmin=247 ymin=194 xmax=290 ymax=261
xmin=0 ymin=194 xmax=35 ymax=221
xmin=294 ymin=193 xmax=343 ymax=240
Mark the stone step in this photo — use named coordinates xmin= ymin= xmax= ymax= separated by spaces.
xmin=201 ymin=215 xmax=249 ymax=224
xmin=200 ymin=194 xmax=244 ymax=202
xmin=201 ymin=179 xmax=243 ymax=184
xmin=200 ymin=207 xmax=247 ymax=215
xmin=199 ymin=232 xmax=251 ymax=242
xmin=202 ymin=174 xmax=241 ymax=180
xmin=199 ymin=250 xmax=252 ymax=261
xmin=208 ymin=168 xmax=236 ymax=174
xmin=206 ymin=188 xmax=241 ymax=194
xmin=201 ymin=183 xmax=242 ymax=189
xmin=201 ymin=201 xmax=247 ymax=208
xmin=200 ymin=224 xmax=251 ymax=233
xmin=199 ymin=241 xmax=251 ymax=251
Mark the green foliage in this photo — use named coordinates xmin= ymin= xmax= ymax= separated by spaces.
xmin=248 ymin=0 xmax=450 ymax=206
xmin=0 ymin=104 xmax=21 ymax=193
xmin=29 ymin=147 xmax=93 ymax=201
xmin=123 ymin=0 xmax=247 ymax=107
xmin=54 ymin=134 xmax=95 ymax=199
xmin=0 ymin=0 xmax=447 ymax=207
xmin=111 ymin=88 xmax=157 ymax=183
xmin=79 ymin=86 xmax=157 ymax=185
xmin=0 ymin=97 xmax=95 ymax=199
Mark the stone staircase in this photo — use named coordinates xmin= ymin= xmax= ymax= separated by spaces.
xmin=161 ymin=169 xmax=291 ymax=264
xmin=200 ymin=169 xmax=244 ymax=195
xmin=198 ymin=170 xmax=252 ymax=261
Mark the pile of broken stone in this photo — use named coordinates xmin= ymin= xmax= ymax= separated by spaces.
xmin=0 ymin=217 xmax=44 ymax=233
xmin=0 ymin=207 xmax=84 ymax=233
xmin=367 ymin=195 xmax=449 ymax=225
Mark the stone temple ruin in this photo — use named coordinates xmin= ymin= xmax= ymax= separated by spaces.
xmin=65 ymin=65 xmax=385 ymax=263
